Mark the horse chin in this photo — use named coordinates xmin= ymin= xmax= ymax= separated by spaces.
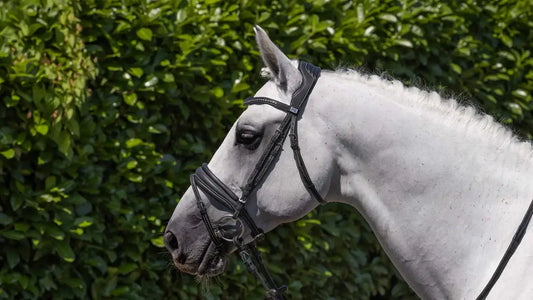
xmin=197 ymin=242 xmax=227 ymax=277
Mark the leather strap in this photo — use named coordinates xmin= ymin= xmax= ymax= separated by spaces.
xmin=476 ymin=198 xmax=533 ymax=299
xmin=244 ymin=61 xmax=325 ymax=204
xmin=244 ymin=97 xmax=299 ymax=115
xmin=192 ymin=164 xmax=263 ymax=240
xmin=288 ymin=62 xmax=326 ymax=204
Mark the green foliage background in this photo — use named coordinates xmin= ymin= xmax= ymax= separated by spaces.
xmin=0 ymin=0 xmax=531 ymax=299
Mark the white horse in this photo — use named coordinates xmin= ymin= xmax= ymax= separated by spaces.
xmin=165 ymin=26 xmax=533 ymax=299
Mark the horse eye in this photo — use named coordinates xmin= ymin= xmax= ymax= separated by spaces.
xmin=236 ymin=130 xmax=262 ymax=150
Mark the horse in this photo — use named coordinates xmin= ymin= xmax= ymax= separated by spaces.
xmin=164 ymin=26 xmax=533 ymax=299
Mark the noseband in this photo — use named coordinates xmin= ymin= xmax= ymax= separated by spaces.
xmin=190 ymin=61 xmax=322 ymax=299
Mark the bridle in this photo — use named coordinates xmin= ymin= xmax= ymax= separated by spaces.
xmin=190 ymin=61 xmax=323 ymax=299
xmin=188 ymin=60 xmax=533 ymax=300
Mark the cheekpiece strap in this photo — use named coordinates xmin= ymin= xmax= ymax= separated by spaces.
xmin=243 ymin=61 xmax=325 ymax=205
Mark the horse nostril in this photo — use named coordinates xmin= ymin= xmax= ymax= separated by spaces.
xmin=177 ymin=252 xmax=187 ymax=264
xmin=164 ymin=231 xmax=179 ymax=251
xmin=164 ymin=231 xmax=189 ymax=265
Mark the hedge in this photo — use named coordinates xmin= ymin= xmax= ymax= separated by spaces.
xmin=0 ymin=0 xmax=531 ymax=299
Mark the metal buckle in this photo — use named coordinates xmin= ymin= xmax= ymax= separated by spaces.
xmin=253 ymin=232 xmax=265 ymax=242
xmin=289 ymin=107 xmax=298 ymax=114
xmin=266 ymin=285 xmax=288 ymax=299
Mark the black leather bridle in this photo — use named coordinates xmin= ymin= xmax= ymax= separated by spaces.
xmin=190 ymin=61 xmax=323 ymax=299
xmin=188 ymin=60 xmax=533 ymax=300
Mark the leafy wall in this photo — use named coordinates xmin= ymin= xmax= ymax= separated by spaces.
xmin=0 ymin=0 xmax=531 ymax=299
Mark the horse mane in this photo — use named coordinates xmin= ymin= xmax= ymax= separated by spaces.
xmin=329 ymin=69 xmax=533 ymax=159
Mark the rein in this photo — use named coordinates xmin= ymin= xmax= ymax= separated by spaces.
xmin=189 ymin=60 xmax=533 ymax=299
xmin=190 ymin=61 xmax=322 ymax=299
xmin=476 ymin=198 xmax=533 ymax=299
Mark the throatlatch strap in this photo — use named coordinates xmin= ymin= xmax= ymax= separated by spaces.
xmin=289 ymin=116 xmax=326 ymax=204
xmin=288 ymin=62 xmax=326 ymax=204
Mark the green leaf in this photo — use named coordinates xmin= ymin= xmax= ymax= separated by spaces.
xmin=10 ymin=195 xmax=23 ymax=211
xmin=506 ymin=102 xmax=523 ymax=116
xmin=111 ymin=286 xmax=130 ymax=296
xmin=126 ymin=173 xmax=143 ymax=183
xmin=35 ymin=124 xmax=49 ymax=135
xmin=64 ymin=278 xmax=84 ymax=290
xmin=150 ymin=235 xmax=165 ymax=248
xmin=136 ymin=28 xmax=153 ymax=41
xmin=123 ymin=93 xmax=137 ymax=106
xmin=162 ymin=73 xmax=175 ymax=82
xmin=75 ymin=202 xmax=92 ymax=216
xmin=5 ymin=93 xmax=20 ymax=107
xmin=6 ymin=248 xmax=20 ymax=269
xmin=1 ymin=149 xmax=15 ymax=159
xmin=14 ymin=222 xmax=30 ymax=232
xmin=103 ymin=276 xmax=118 ymax=296
xmin=39 ymin=274 xmax=57 ymax=291
xmin=118 ymin=263 xmax=137 ymax=274
xmin=148 ymin=124 xmax=167 ymax=134
xmin=450 ymin=63 xmax=462 ymax=74
xmin=232 ymin=82 xmax=250 ymax=93
xmin=126 ymin=160 xmax=138 ymax=169
xmin=379 ymin=13 xmax=397 ymax=22
xmin=512 ymin=89 xmax=528 ymax=99
xmin=211 ymin=87 xmax=224 ymax=98
xmin=2 ymin=230 xmax=25 ymax=240
xmin=45 ymin=176 xmax=56 ymax=191
xmin=55 ymin=240 xmax=75 ymax=262
xmin=144 ymin=76 xmax=158 ymax=87
xmin=126 ymin=138 xmax=143 ymax=148
xmin=44 ymin=224 xmax=65 ymax=240
xmin=58 ymin=132 xmax=71 ymax=156
xmin=74 ymin=216 xmax=94 ymax=228
xmin=40 ymin=194 xmax=61 ymax=203
xmin=32 ymin=84 xmax=46 ymax=102
xmin=393 ymin=39 xmax=413 ymax=48
xmin=0 ymin=212 xmax=13 ymax=225
xmin=19 ymin=274 xmax=29 ymax=289
xmin=127 ymin=68 xmax=144 ymax=78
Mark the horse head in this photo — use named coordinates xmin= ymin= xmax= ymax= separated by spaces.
xmin=164 ymin=26 xmax=337 ymax=277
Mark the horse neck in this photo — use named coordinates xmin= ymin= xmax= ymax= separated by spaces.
xmin=315 ymin=72 xmax=533 ymax=298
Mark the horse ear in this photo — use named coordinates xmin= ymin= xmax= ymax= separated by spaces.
xmin=254 ymin=25 xmax=300 ymax=92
